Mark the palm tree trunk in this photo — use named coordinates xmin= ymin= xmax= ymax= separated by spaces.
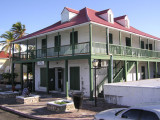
xmin=9 ymin=45 xmax=12 ymax=73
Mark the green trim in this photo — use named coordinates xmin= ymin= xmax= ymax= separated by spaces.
xmin=20 ymin=63 xmax=23 ymax=90
xmin=32 ymin=62 xmax=35 ymax=92
xmin=119 ymin=31 xmax=121 ymax=45
xmin=58 ymin=32 xmax=60 ymax=57
xmin=156 ymin=62 xmax=158 ymax=78
xmin=136 ymin=61 xmax=138 ymax=80
xmin=124 ymin=61 xmax=127 ymax=82
xmin=46 ymin=61 xmax=49 ymax=93
xmin=147 ymin=61 xmax=150 ymax=79
xmin=106 ymin=27 xmax=109 ymax=55
xmin=65 ymin=60 xmax=69 ymax=98
xmin=88 ymin=58 xmax=93 ymax=100
xmin=89 ymin=24 xmax=92 ymax=54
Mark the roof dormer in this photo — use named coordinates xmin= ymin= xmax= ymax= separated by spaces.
xmin=61 ymin=7 xmax=79 ymax=23
xmin=97 ymin=9 xmax=114 ymax=23
xmin=115 ymin=15 xmax=130 ymax=28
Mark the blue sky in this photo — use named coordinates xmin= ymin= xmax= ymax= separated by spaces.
xmin=0 ymin=0 xmax=160 ymax=41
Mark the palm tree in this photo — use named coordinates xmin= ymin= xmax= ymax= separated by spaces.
xmin=0 ymin=31 xmax=20 ymax=72
xmin=11 ymin=22 xmax=26 ymax=39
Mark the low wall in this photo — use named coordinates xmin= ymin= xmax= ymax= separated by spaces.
xmin=104 ymin=79 xmax=160 ymax=106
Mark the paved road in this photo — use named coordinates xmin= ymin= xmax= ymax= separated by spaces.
xmin=0 ymin=109 xmax=32 ymax=120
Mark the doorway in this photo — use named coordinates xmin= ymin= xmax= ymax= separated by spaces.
xmin=141 ymin=66 xmax=145 ymax=79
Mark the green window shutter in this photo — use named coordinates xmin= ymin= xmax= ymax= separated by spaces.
xmin=149 ymin=44 xmax=152 ymax=50
xmin=74 ymin=31 xmax=78 ymax=44
xmin=70 ymin=32 xmax=73 ymax=45
xmin=40 ymin=68 xmax=46 ymax=87
xmin=126 ymin=37 xmax=131 ymax=46
xmin=146 ymin=44 xmax=148 ymax=49
xmin=54 ymin=35 xmax=61 ymax=52
xmin=141 ymin=41 xmax=144 ymax=49
xmin=42 ymin=39 xmax=47 ymax=49
xmin=70 ymin=31 xmax=78 ymax=45
xmin=70 ymin=67 xmax=80 ymax=90
xmin=109 ymin=33 xmax=113 ymax=44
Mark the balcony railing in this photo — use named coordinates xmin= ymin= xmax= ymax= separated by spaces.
xmin=13 ymin=42 xmax=89 ymax=60
xmin=13 ymin=41 xmax=160 ymax=61
xmin=92 ymin=42 xmax=160 ymax=58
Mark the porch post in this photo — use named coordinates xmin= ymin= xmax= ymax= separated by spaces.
xmin=32 ymin=62 xmax=35 ymax=92
xmin=89 ymin=23 xmax=92 ymax=54
xmin=155 ymin=62 xmax=158 ymax=78
xmin=130 ymin=34 xmax=132 ymax=47
xmin=147 ymin=39 xmax=149 ymax=49
xmin=154 ymin=40 xmax=156 ymax=51
xmin=108 ymin=55 xmax=113 ymax=83
xmin=46 ymin=35 xmax=48 ymax=58
xmin=35 ymin=38 xmax=37 ymax=58
xmin=11 ymin=63 xmax=15 ymax=86
xmin=27 ymin=63 xmax=29 ymax=85
xmin=72 ymin=28 xmax=75 ymax=56
xmin=106 ymin=27 xmax=109 ymax=55
xmin=136 ymin=61 xmax=138 ymax=81
xmin=65 ymin=60 xmax=69 ymax=98
xmin=124 ymin=61 xmax=127 ymax=82
xmin=119 ymin=31 xmax=121 ymax=45
xmin=139 ymin=36 xmax=141 ymax=48
xmin=58 ymin=32 xmax=60 ymax=57
xmin=27 ymin=40 xmax=28 ymax=59
xmin=89 ymin=58 xmax=93 ymax=100
xmin=19 ymin=42 xmax=21 ymax=60
xmin=46 ymin=61 xmax=49 ymax=94
xmin=147 ymin=61 xmax=150 ymax=79
xmin=20 ymin=63 xmax=23 ymax=90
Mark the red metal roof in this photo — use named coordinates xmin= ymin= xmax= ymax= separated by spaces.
xmin=0 ymin=51 xmax=9 ymax=58
xmin=16 ymin=7 xmax=160 ymax=41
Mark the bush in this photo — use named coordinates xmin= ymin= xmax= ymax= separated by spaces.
xmin=2 ymin=73 xmax=18 ymax=84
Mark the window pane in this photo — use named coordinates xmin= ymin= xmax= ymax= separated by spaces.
xmin=109 ymin=33 xmax=113 ymax=44
xmin=126 ymin=37 xmax=131 ymax=46
xmin=141 ymin=110 xmax=159 ymax=120
xmin=122 ymin=109 xmax=141 ymax=120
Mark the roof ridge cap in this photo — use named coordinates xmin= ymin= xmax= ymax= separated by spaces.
xmin=84 ymin=7 xmax=91 ymax=22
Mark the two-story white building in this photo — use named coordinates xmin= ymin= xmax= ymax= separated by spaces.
xmin=12 ymin=7 xmax=160 ymax=99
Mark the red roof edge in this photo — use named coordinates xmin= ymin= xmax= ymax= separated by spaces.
xmin=114 ymin=15 xmax=127 ymax=21
xmin=64 ymin=7 xmax=79 ymax=14
xmin=0 ymin=51 xmax=10 ymax=58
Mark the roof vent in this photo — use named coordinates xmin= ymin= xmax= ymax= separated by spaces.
xmin=97 ymin=9 xmax=114 ymax=23
xmin=115 ymin=15 xmax=130 ymax=28
xmin=61 ymin=7 xmax=79 ymax=23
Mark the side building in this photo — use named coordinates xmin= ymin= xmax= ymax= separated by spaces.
xmin=12 ymin=7 xmax=160 ymax=99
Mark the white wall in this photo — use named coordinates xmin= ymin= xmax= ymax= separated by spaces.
xmin=35 ymin=59 xmax=90 ymax=96
xmin=36 ymin=25 xmax=89 ymax=50
xmin=104 ymin=79 xmax=160 ymax=106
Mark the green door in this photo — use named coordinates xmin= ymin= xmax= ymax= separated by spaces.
xmin=70 ymin=67 xmax=80 ymax=90
xmin=49 ymin=68 xmax=55 ymax=90
xmin=40 ymin=68 xmax=46 ymax=87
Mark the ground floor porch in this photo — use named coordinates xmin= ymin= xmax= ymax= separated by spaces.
xmin=12 ymin=57 xmax=160 ymax=99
